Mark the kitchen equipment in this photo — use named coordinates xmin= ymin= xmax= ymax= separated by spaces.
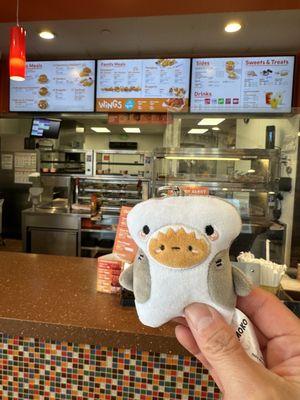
xmin=266 ymin=125 xmax=276 ymax=149
xmin=153 ymin=147 xmax=284 ymax=262
xmin=38 ymin=175 xmax=72 ymax=211
xmin=0 ymin=198 xmax=4 ymax=245
xmin=27 ymin=173 xmax=44 ymax=211
xmin=38 ymin=149 xmax=93 ymax=176
xmin=93 ymin=150 xmax=152 ymax=178
xmin=22 ymin=209 xmax=80 ymax=256
xmin=28 ymin=187 xmax=43 ymax=210
xmin=76 ymin=176 xmax=151 ymax=258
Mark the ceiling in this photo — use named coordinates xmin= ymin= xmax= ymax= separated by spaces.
xmin=0 ymin=9 xmax=299 ymax=59
xmin=0 ymin=1 xmax=299 ymax=23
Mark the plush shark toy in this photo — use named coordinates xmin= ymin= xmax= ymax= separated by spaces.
xmin=119 ymin=196 xmax=252 ymax=328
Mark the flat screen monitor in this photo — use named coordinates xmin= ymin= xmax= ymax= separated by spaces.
xmin=190 ymin=56 xmax=295 ymax=113
xmin=30 ymin=118 xmax=61 ymax=139
xmin=96 ymin=58 xmax=191 ymax=112
xmin=10 ymin=60 xmax=95 ymax=112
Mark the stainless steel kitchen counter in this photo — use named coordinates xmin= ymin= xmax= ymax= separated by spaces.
xmin=22 ymin=208 xmax=83 ymax=256
xmin=22 ymin=207 xmax=90 ymax=217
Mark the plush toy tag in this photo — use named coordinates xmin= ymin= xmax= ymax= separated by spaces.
xmin=231 ymin=308 xmax=265 ymax=365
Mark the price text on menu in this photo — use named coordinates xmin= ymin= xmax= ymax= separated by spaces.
xmin=96 ymin=59 xmax=190 ymax=113
xmin=10 ymin=61 xmax=96 ymax=112
xmin=191 ymin=56 xmax=294 ymax=113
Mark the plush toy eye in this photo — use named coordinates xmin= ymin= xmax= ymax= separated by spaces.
xmin=160 ymin=244 xmax=165 ymax=251
xmin=205 ymin=225 xmax=214 ymax=236
xmin=142 ymin=225 xmax=150 ymax=235
xmin=188 ymin=245 xmax=193 ymax=251
xmin=205 ymin=225 xmax=219 ymax=241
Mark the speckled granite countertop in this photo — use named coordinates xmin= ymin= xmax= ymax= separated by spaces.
xmin=0 ymin=252 xmax=183 ymax=354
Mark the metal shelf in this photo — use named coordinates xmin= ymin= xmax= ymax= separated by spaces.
xmin=81 ymin=246 xmax=113 ymax=251
xmin=74 ymin=175 xmax=150 ymax=182
xmin=41 ymin=161 xmax=85 ymax=164
xmin=77 ymin=196 xmax=91 ymax=200
xmin=100 ymin=197 xmax=141 ymax=203
xmin=154 ymin=147 xmax=280 ymax=160
xmin=96 ymin=162 xmax=144 ymax=166
xmin=154 ymin=179 xmax=277 ymax=193
xmin=83 ymin=188 xmax=139 ymax=194
xmin=81 ymin=229 xmax=116 ymax=233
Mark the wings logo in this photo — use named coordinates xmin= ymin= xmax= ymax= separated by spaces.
xmin=97 ymin=99 xmax=123 ymax=110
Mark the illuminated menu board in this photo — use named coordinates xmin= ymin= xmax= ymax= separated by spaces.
xmin=191 ymin=56 xmax=295 ymax=113
xmin=96 ymin=58 xmax=190 ymax=112
xmin=10 ymin=60 xmax=95 ymax=112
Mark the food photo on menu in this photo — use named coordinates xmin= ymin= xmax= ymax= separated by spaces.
xmin=9 ymin=60 xmax=95 ymax=112
xmin=96 ymin=58 xmax=190 ymax=112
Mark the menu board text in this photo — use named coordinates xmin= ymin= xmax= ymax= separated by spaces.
xmin=96 ymin=59 xmax=190 ymax=113
xmin=10 ymin=60 xmax=95 ymax=112
xmin=191 ymin=56 xmax=294 ymax=113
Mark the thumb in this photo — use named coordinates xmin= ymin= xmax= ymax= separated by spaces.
xmin=184 ymin=303 xmax=257 ymax=384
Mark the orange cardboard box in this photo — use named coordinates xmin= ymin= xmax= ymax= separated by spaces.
xmin=97 ymin=206 xmax=138 ymax=294
xmin=96 ymin=254 xmax=124 ymax=293
xmin=113 ymin=206 xmax=138 ymax=263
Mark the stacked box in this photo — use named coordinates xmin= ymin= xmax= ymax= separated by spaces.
xmin=97 ymin=206 xmax=138 ymax=294
xmin=113 ymin=206 xmax=137 ymax=263
xmin=97 ymin=254 xmax=123 ymax=293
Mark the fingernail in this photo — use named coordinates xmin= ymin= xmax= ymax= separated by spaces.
xmin=184 ymin=303 xmax=213 ymax=332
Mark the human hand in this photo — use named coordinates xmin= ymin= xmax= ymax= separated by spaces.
xmin=175 ymin=288 xmax=300 ymax=400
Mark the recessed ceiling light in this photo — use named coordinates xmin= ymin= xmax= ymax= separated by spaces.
xmin=10 ymin=76 xmax=25 ymax=81
xmin=76 ymin=127 xmax=85 ymax=133
xmin=39 ymin=31 xmax=55 ymax=40
xmin=225 ymin=22 xmax=242 ymax=33
xmin=100 ymin=29 xmax=112 ymax=36
xmin=91 ymin=127 xmax=111 ymax=133
xmin=212 ymin=127 xmax=220 ymax=131
xmin=198 ymin=118 xmax=225 ymax=126
xmin=188 ymin=128 xmax=208 ymax=134
xmin=123 ymin=127 xmax=140 ymax=133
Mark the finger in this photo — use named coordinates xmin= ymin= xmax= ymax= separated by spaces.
xmin=175 ymin=325 xmax=224 ymax=390
xmin=173 ymin=317 xmax=188 ymax=327
xmin=237 ymin=287 xmax=300 ymax=339
xmin=184 ymin=303 xmax=258 ymax=385
xmin=253 ymin=325 xmax=268 ymax=351
xmin=267 ymin=334 xmax=300 ymax=369
xmin=175 ymin=324 xmax=202 ymax=356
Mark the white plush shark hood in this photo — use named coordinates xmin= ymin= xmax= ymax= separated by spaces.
xmin=127 ymin=196 xmax=242 ymax=262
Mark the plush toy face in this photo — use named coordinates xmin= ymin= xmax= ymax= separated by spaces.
xmin=127 ymin=196 xmax=242 ymax=270
xmin=148 ymin=226 xmax=210 ymax=268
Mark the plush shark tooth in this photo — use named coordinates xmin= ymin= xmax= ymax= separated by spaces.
xmin=170 ymin=225 xmax=181 ymax=232
xmin=151 ymin=225 xmax=170 ymax=238
xmin=160 ymin=226 xmax=171 ymax=234
xmin=183 ymin=226 xmax=193 ymax=234
xmin=195 ymin=231 xmax=202 ymax=240
xmin=152 ymin=224 xmax=203 ymax=240
xmin=152 ymin=230 xmax=160 ymax=239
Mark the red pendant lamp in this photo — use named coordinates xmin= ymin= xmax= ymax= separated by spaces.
xmin=9 ymin=0 xmax=26 ymax=81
